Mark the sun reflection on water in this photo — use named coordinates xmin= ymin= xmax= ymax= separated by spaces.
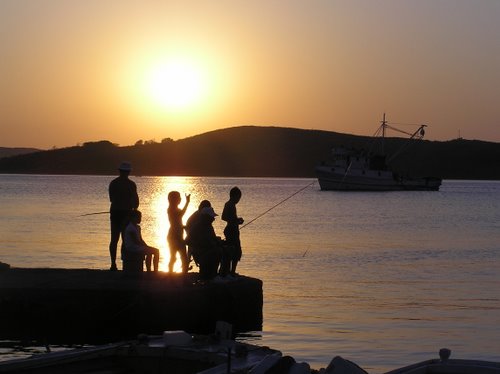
xmin=138 ymin=176 xmax=210 ymax=272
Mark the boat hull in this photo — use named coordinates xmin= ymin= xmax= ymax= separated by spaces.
xmin=384 ymin=358 xmax=500 ymax=374
xmin=315 ymin=167 xmax=441 ymax=192
xmin=0 ymin=333 xmax=289 ymax=374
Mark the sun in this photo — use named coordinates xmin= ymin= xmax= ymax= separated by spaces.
xmin=146 ymin=59 xmax=206 ymax=111
xmin=118 ymin=50 xmax=227 ymax=125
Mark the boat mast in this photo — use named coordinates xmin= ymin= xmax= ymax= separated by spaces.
xmin=368 ymin=113 xmax=389 ymax=156
xmin=370 ymin=113 xmax=429 ymax=163
xmin=382 ymin=113 xmax=387 ymax=138
xmin=381 ymin=113 xmax=387 ymax=154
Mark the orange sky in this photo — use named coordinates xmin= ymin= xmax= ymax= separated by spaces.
xmin=1 ymin=1 xmax=500 ymax=148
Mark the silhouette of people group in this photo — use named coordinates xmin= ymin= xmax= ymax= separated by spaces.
xmin=108 ymin=162 xmax=244 ymax=281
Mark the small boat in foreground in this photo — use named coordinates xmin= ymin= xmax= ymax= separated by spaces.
xmin=0 ymin=329 xmax=310 ymax=374
xmin=0 ymin=335 xmax=499 ymax=374
xmin=315 ymin=115 xmax=442 ymax=191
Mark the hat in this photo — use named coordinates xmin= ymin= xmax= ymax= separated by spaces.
xmin=118 ymin=162 xmax=132 ymax=171
xmin=198 ymin=200 xmax=211 ymax=210
xmin=200 ymin=206 xmax=218 ymax=218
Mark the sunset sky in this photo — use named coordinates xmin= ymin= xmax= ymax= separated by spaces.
xmin=2 ymin=1 xmax=500 ymax=149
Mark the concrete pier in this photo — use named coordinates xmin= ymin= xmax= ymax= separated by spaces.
xmin=0 ymin=267 xmax=263 ymax=344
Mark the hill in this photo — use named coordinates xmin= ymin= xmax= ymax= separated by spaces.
xmin=0 ymin=147 xmax=40 ymax=159
xmin=0 ymin=126 xmax=499 ymax=179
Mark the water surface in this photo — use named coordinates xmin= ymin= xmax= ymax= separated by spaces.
xmin=0 ymin=175 xmax=499 ymax=372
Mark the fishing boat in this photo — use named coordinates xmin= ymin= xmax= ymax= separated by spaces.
xmin=315 ymin=114 xmax=442 ymax=191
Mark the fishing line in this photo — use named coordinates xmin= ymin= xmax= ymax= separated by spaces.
xmin=240 ymin=179 xmax=316 ymax=230
xmin=337 ymin=160 xmax=353 ymax=189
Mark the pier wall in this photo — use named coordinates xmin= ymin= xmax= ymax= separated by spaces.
xmin=0 ymin=268 xmax=263 ymax=344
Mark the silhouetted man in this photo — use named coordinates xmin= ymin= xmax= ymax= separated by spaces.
xmin=108 ymin=162 xmax=139 ymax=271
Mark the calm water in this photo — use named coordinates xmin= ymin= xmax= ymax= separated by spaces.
xmin=1 ymin=175 xmax=499 ymax=372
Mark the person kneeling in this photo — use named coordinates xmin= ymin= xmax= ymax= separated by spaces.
xmin=122 ymin=210 xmax=159 ymax=272
xmin=188 ymin=206 xmax=222 ymax=281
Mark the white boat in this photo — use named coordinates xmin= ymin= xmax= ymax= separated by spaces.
xmin=315 ymin=115 xmax=442 ymax=191
xmin=323 ymin=349 xmax=500 ymax=374
xmin=383 ymin=348 xmax=500 ymax=374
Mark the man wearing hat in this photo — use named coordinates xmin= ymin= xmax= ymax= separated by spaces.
xmin=108 ymin=162 xmax=139 ymax=271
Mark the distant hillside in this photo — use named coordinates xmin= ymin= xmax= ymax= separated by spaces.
xmin=0 ymin=126 xmax=499 ymax=179
xmin=0 ymin=147 xmax=40 ymax=159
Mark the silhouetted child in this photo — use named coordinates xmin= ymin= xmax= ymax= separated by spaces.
xmin=122 ymin=210 xmax=159 ymax=272
xmin=167 ymin=191 xmax=190 ymax=273
xmin=221 ymin=186 xmax=244 ymax=276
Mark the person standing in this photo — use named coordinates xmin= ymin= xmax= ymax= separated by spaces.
xmin=108 ymin=162 xmax=139 ymax=271
xmin=222 ymin=186 xmax=244 ymax=276
xmin=167 ymin=191 xmax=190 ymax=273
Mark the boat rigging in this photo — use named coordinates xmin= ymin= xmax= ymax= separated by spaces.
xmin=315 ymin=114 xmax=442 ymax=191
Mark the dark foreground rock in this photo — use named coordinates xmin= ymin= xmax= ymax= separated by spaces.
xmin=0 ymin=268 xmax=262 ymax=344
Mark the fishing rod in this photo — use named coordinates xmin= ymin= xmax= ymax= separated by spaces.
xmin=78 ymin=211 xmax=109 ymax=217
xmin=240 ymin=179 xmax=316 ymax=230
